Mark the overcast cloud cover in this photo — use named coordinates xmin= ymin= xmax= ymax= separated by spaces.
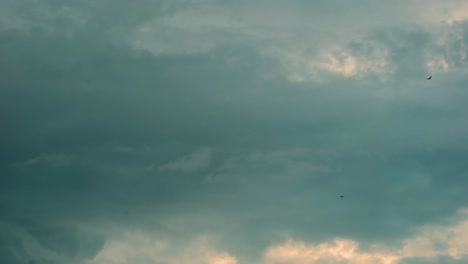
xmin=2 ymin=0 xmax=468 ymax=263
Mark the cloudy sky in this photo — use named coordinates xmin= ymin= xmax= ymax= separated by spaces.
xmin=2 ymin=0 xmax=468 ymax=263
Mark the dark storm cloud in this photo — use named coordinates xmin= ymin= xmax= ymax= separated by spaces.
xmin=3 ymin=1 xmax=468 ymax=263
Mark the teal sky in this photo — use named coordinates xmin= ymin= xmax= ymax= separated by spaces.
xmin=2 ymin=1 xmax=468 ymax=263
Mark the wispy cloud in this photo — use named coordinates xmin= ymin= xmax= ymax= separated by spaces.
xmin=10 ymin=153 xmax=72 ymax=168
xmin=159 ymin=148 xmax=212 ymax=172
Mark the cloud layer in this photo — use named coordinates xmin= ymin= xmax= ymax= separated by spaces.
xmin=2 ymin=1 xmax=468 ymax=263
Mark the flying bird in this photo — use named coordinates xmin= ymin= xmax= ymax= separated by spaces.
xmin=340 ymin=195 xmax=344 ymax=198
xmin=427 ymin=76 xmax=432 ymax=80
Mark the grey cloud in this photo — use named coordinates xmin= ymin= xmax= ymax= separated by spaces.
xmin=159 ymin=147 xmax=212 ymax=172
xmin=10 ymin=153 xmax=72 ymax=168
xmin=0 ymin=221 xmax=104 ymax=264
xmin=3 ymin=1 xmax=468 ymax=263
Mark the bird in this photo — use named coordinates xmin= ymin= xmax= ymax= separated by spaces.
xmin=427 ymin=76 xmax=432 ymax=80
xmin=340 ymin=195 xmax=344 ymax=198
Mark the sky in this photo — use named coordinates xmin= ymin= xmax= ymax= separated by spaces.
xmin=2 ymin=0 xmax=468 ymax=263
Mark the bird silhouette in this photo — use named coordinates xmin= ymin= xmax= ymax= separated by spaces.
xmin=340 ymin=195 xmax=344 ymax=198
xmin=427 ymin=76 xmax=432 ymax=80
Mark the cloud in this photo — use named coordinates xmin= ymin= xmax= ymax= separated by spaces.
xmin=75 ymin=208 xmax=468 ymax=264
xmin=128 ymin=0 xmax=468 ymax=83
xmin=399 ymin=209 xmax=468 ymax=260
xmin=0 ymin=221 xmax=104 ymax=264
xmin=263 ymin=209 xmax=468 ymax=264
xmin=10 ymin=153 xmax=72 ymax=168
xmin=264 ymin=239 xmax=398 ymax=264
xmin=86 ymin=232 xmax=237 ymax=264
xmin=130 ymin=0 xmax=399 ymax=81
xmin=278 ymin=40 xmax=394 ymax=83
xmin=159 ymin=148 xmax=212 ymax=172
xmin=3 ymin=1 xmax=468 ymax=264
xmin=126 ymin=1 xmax=436 ymax=82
